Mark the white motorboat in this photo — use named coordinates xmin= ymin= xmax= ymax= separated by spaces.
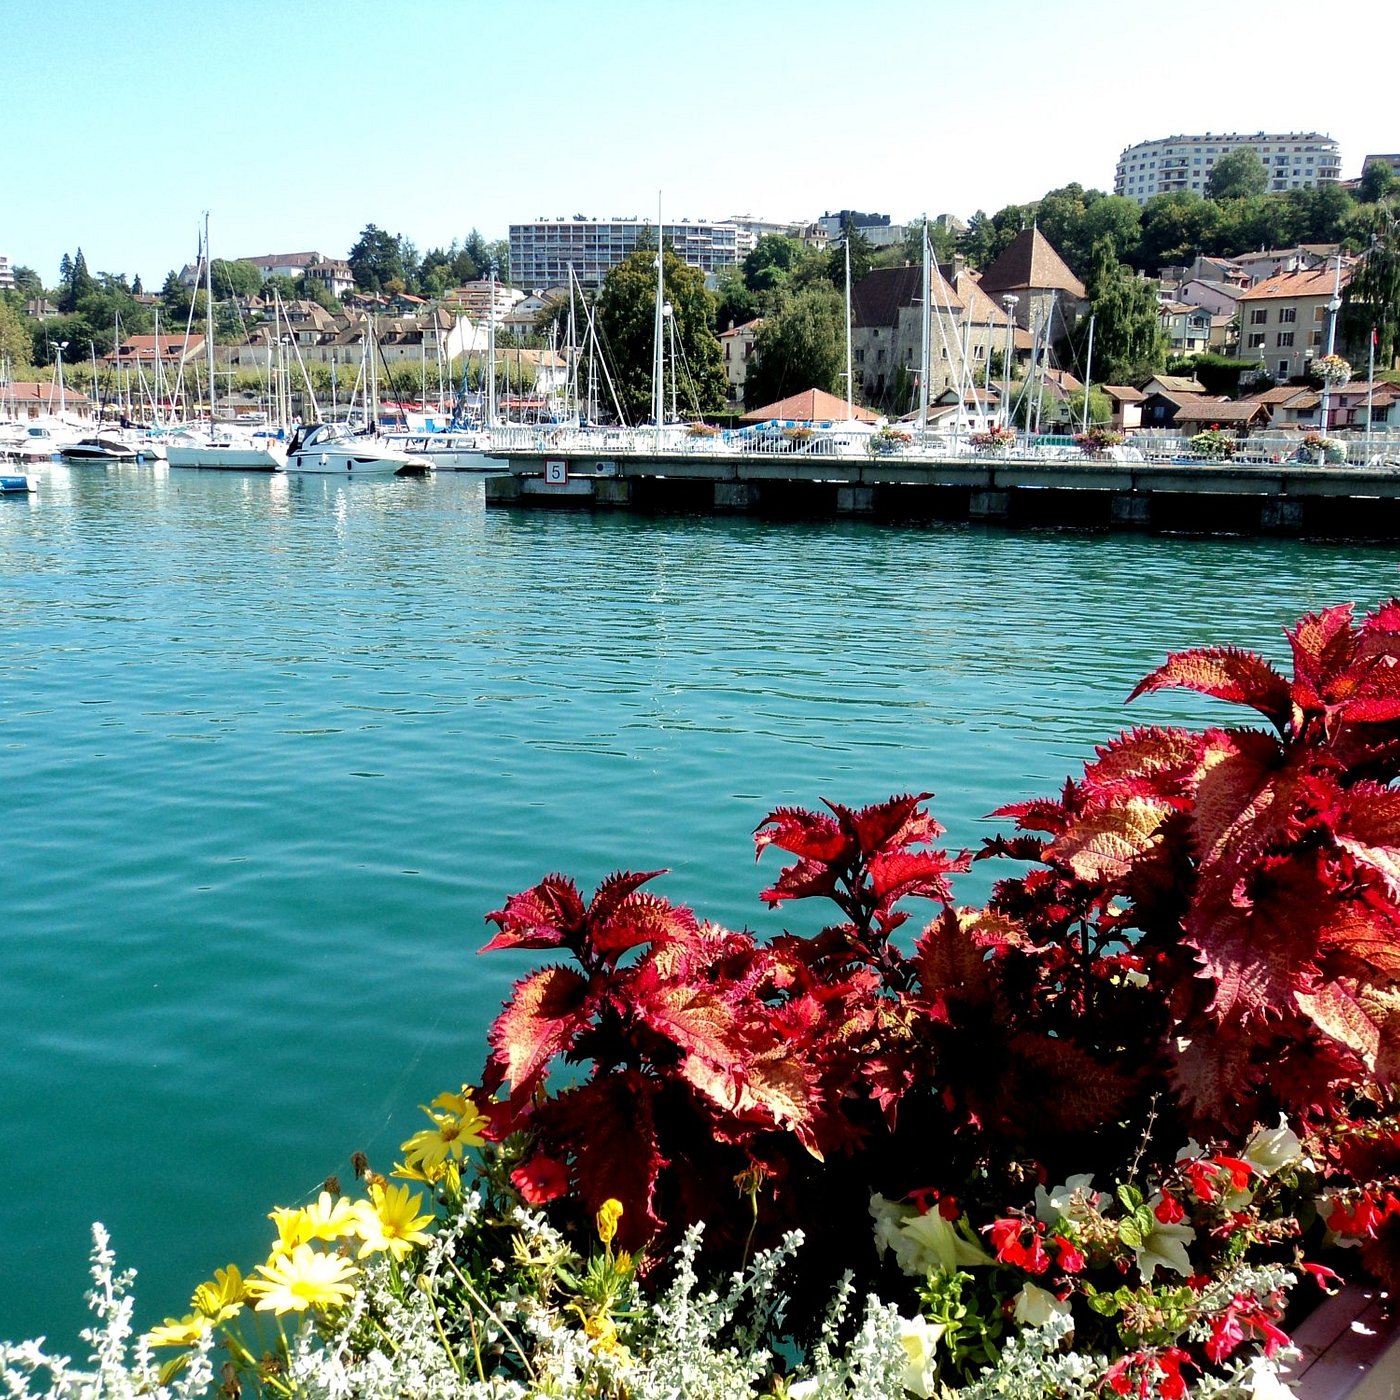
xmin=166 ymin=425 xmax=284 ymax=472
xmin=379 ymin=427 xmax=497 ymax=470
xmin=60 ymin=433 xmax=142 ymax=463
xmin=1 ymin=424 xmax=62 ymax=462
xmin=280 ymin=422 xmax=430 ymax=477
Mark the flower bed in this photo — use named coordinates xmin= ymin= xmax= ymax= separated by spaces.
xmin=868 ymin=428 xmax=913 ymax=457
xmin=1189 ymin=425 xmax=1236 ymax=459
xmin=9 ymin=601 xmax=1400 ymax=1398
xmin=1074 ymin=426 xmax=1124 ymax=455
xmin=968 ymin=425 xmax=1017 ymax=453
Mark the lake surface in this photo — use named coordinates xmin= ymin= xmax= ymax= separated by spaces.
xmin=2 ymin=462 xmax=1395 ymax=1349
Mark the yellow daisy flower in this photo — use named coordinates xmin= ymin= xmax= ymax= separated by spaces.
xmin=268 ymin=1191 xmax=358 ymax=1257
xmin=191 ymin=1263 xmax=246 ymax=1324
xmin=355 ymin=1182 xmax=436 ymax=1261
xmin=145 ymin=1314 xmax=210 ymax=1348
xmin=400 ymin=1091 xmax=487 ymax=1174
xmin=247 ymin=1243 xmax=358 ymax=1315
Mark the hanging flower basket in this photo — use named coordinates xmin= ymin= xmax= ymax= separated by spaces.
xmin=782 ymin=426 xmax=815 ymax=443
xmin=1314 ymin=354 xmax=1352 ymax=386
xmin=686 ymin=422 xmax=720 ymax=439
xmin=1301 ymin=432 xmax=1346 ymax=464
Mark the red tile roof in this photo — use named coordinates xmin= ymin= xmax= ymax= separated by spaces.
xmin=740 ymin=388 xmax=880 ymax=423
xmin=1238 ymin=265 xmax=1353 ymax=301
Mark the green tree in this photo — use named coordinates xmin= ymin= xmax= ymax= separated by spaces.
xmin=831 ymin=221 xmax=875 ymax=287
xmin=594 ymin=248 xmax=725 ymax=423
xmin=1136 ymin=193 xmax=1222 ymax=271
xmin=0 ymin=298 xmax=32 ymax=369
xmin=1342 ymin=206 xmax=1400 ymax=371
xmin=712 ymin=263 xmax=760 ymax=332
xmin=1066 ymin=386 xmax=1113 ymax=426
xmin=210 ymin=259 xmax=264 ymax=300
xmin=1359 ymin=159 xmax=1400 ymax=206
xmin=11 ymin=265 xmax=43 ymax=299
xmin=1071 ymin=237 xmax=1166 ymax=383
xmin=744 ymin=285 xmax=846 ymax=408
xmin=347 ymin=224 xmax=406 ymax=293
xmin=743 ymin=234 xmax=810 ymax=294
xmin=1205 ymin=148 xmax=1269 ymax=201
xmin=57 ymin=247 xmax=97 ymax=313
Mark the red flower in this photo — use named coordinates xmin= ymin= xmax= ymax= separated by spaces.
xmin=987 ymin=1218 xmax=1051 ymax=1273
xmin=511 ymin=1153 xmax=570 ymax=1203
xmin=1053 ymin=1234 xmax=1086 ymax=1273
xmin=1154 ymin=1190 xmax=1186 ymax=1224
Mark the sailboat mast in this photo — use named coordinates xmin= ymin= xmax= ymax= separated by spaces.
xmin=918 ymin=216 xmax=930 ymax=434
xmin=486 ymin=264 xmax=497 ymax=429
xmin=1081 ymin=313 xmax=1096 ymax=434
xmin=204 ymin=212 xmax=217 ymax=428
xmin=652 ymin=192 xmax=665 ymax=431
xmin=844 ymin=237 xmax=853 ymax=421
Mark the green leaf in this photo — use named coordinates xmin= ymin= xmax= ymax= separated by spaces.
xmin=1118 ymin=1218 xmax=1144 ymax=1250
xmin=1117 ymin=1183 xmax=1144 ymax=1212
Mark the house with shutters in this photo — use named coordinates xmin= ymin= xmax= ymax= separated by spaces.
xmin=1236 ymin=262 xmax=1354 ymax=381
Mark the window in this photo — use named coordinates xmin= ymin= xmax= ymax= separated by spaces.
xmin=1280 ymin=360 xmax=1291 ymax=376
xmin=1312 ymin=330 xmax=1323 ymax=346
xmin=1277 ymin=332 xmax=1294 ymax=347
xmin=1248 ymin=333 xmax=1266 ymax=349
xmin=1279 ymin=308 xmax=1296 ymax=323
xmin=1315 ymin=306 xmax=1326 ymax=321
xmin=1250 ymin=308 xmax=1268 ymax=324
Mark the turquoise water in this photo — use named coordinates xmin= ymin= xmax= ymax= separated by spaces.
xmin=2 ymin=463 xmax=1396 ymax=1349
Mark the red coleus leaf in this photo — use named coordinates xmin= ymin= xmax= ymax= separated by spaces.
xmin=758 ymin=857 xmax=840 ymax=909
xmin=1128 ymin=645 xmax=1292 ymax=731
xmin=540 ymin=1070 xmax=665 ymax=1252
xmin=1082 ymin=726 xmax=1208 ymax=800
xmin=753 ymin=805 xmax=847 ymax=863
xmin=1335 ymin=782 xmax=1400 ymax=902
xmin=1288 ymin=605 xmax=1358 ymax=714
xmin=590 ymin=887 xmax=698 ymax=958
xmin=485 ymin=964 xmax=590 ymax=1100
xmin=1045 ymin=796 xmax=1174 ymax=885
xmin=481 ymin=873 xmax=586 ymax=953
xmin=866 ymin=848 xmax=969 ymax=910
xmin=841 ymin=792 xmax=942 ymax=854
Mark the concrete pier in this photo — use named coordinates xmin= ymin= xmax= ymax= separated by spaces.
xmin=482 ymin=447 xmax=1400 ymax=538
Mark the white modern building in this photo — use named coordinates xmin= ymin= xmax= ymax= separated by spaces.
xmin=1114 ymin=132 xmax=1341 ymax=204
xmin=0 ymin=253 xmax=13 ymax=290
xmin=508 ymin=217 xmax=742 ymax=290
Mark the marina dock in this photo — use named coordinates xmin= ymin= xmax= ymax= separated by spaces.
xmin=483 ymin=442 xmax=1400 ymax=537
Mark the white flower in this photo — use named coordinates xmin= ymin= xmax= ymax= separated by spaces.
xmin=1135 ymin=1199 xmax=1196 ymax=1282
xmin=1244 ymin=1353 xmax=1297 ymax=1400
xmin=1244 ymin=1116 xmax=1304 ymax=1178
xmin=1034 ymin=1173 xmax=1108 ymax=1226
xmin=1012 ymin=1282 xmax=1072 ymax=1329
xmin=787 ymin=1381 xmax=821 ymax=1400
xmin=896 ymin=1314 xmax=945 ymax=1398
xmin=870 ymin=1195 xmax=993 ymax=1277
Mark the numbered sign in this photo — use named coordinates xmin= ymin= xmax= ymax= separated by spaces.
xmin=545 ymin=459 xmax=568 ymax=485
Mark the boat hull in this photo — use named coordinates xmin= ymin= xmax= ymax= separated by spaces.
xmin=166 ymin=444 xmax=282 ymax=471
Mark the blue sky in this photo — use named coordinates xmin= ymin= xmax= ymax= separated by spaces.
xmin=7 ymin=0 xmax=1393 ymax=287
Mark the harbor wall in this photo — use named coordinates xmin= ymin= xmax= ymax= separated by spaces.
xmin=482 ymin=451 xmax=1400 ymax=538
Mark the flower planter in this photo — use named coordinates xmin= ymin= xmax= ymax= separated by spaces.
xmin=1285 ymin=1285 xmax=1400 ymax=1400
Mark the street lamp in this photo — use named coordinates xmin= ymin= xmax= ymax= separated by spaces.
xmin=1001 ymin=296 xmax=1018 ymax=431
